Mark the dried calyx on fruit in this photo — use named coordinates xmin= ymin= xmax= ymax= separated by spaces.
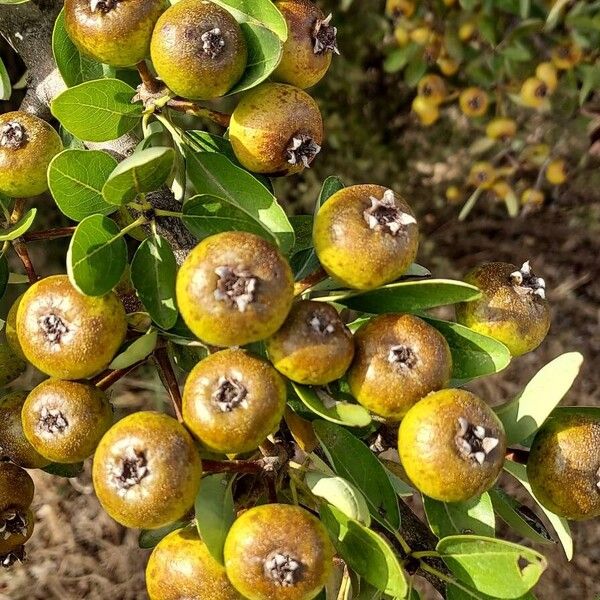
xmin=455 ymin=417 xmax=500 ymax=465
xmin=363 ymin=188 xmax=417 ymax=235
xmin=509 ymin=261 xmax=546 ymax=299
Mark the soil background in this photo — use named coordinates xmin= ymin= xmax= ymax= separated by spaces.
xmin=1 ymin=1 xmax=600 ymax=598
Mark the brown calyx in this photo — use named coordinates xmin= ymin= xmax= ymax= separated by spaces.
xmin=90 ymin=0 xmax=120 ymax=13
xmin=214 ymin=266 xmax=258 ymax=312
xmin=39 ymin=406 xmax=69 ymax=435
xmin=263 ymin=551 xmax=303 ymax=587
xmin=509 ymin=261 xmax=546 ymax=299
xmin=387 ymin=344 xmax=418 ymax=369
xmin=212 ymin=376 xmax=248 ymax=412
xmin=200 ymin=28 xmax=226 ymax=58
xmin=0 ymin=510 xmax=28 ymax=540
xmin=455 ymin=417 xmax=499 ymax=465
xmin=309 ymin=313 xmax=335 ymax=335
xmin=113 ymin=448 xmax=149 ymax=493
xmin=0 ymin=121 xmax=26 ymax=150
xmin=286 ymin=134 xmax=321 ymax=168
xmin=363 ymin=189 xmax=416 ymax=236
xmin=313 ymin=14 xmax=339 ymax=55
xmin=38 ymin=313 xmax=70 ymax=346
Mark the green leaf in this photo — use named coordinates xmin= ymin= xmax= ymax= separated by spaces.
xmin=423 ymin=493 xmax=495 ymax=538
xmin=210 ymin=0 xmax=288 ymax=41
xmin=495 ymin=352 xmax=584 ymax=445
xmin=0 ymin=55 xmax=11 ymax=101
xmin=291 ymin=383 xmax=371 ymax=428
xmin=51 ymin=78 xmax=142 ymax=142
xmin=0 ymin=209 xmax=36 ymax=241
xmin=421 ymin=317 xmax=511 ymax=385
xmin=383 ymin=43 xmax=420 ymax=73
xmin=289 ymin=215 xmax=314 ymax=254
xmin=42 ymin=462 xmax=84 ymax=478
xmin=109 ymin=329 xmax=157 ymax=370
xmin=52 ymin=9 xmax=104 ymax=87
xmin=102 ymin=147 xmax=174 ymax=205
xmin=437 ymin=535 xmax=547 ymax=598
xmin=404 ymin=56 xmax=428 ymax=87
xmin=314 ymin=420 xmax=400 ymax=532
xmin=185 ymin=149 xmax=294 ymax=254
xmin=138 ymin=520 xmax=189 ymax=549
xmin=320 ymin=504 xmax=407 ymax=598
xmin=318 ymin=279 xmax=481 ymax=313
xmin=195 ymin=474 xmax=236 ymax=565
xmin=0 ymin=255 xmax=8 ymax=300
xmin=130 ymin=234 xmax=178 ymax=329
xmin=67 ymin=214 xmax=127 ymax=296
xmin=48 ymin=149 xmax=118 ymax=221
xmin=446 ymin=582 xmax=537 ymax=599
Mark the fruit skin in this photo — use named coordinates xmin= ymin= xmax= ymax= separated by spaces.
xmin=417 ymin=75 xmax=446 ymax=105
xmin=64 ymin=0 xmax=167 ymax=67
xmin=527 ymin=413 xmax=600 ymax=520
xmin=520 ymin=77 xmax=548 ymax=109
xmin=412 ymin=96 xmax=439 ymax=126
xmin=151 ymin=0 xmax=247 ymax=100
xmin=92 ymin=412 xmax=202 ymax=529
xmin=182 ymin=349 xmax=286 ymax=454
xmin=0 ymin=112 xmax=62 ymax=198
xmin=437 ymin=53 xmax=459 ymax=76
xmin=536 ymin=62 xmax=558 ymax=93
xmin=0 ymin=461 xmax=34 ymax=511
xmin=385 ymin=0 xmax=415 ymax=18
xmin=485 ymin=117 xmax=516 ymax=141
xmin=5 ymin=294 xmax=25 ymax=360
xmin=0 ymin=343 xmax=26 ymax=387
xmin=176 ymin=231 xmax=294 ymax=347
xmin=146 ymin=526 xmax=243 ymax=600
xmin=313 ymin=185 xmax=419 ymax=290
xmin=468 ymin=162 xmax=496 ymax=189
xmin=16 ymin=275 xmax=127 ymax=380
xmin=22 ymin=379 xmax=113 ymax=464
xmin=273 ymin=0 xmax=336 ymax=89
xmin=445 ymin=185 xmax=462 ymax=204
xmin=0 ymin=392 xmax=49 ymax=469
xmin=0 ymin=507 xmax=34 ymax=555
xmin=224 ymin=503 xmax=334 ymax=600
xmin=398 ymin=389 xmax=507 ymax=502
xmin=229 ymin=83 xmax=324 ymax=176
xmin=459 ymin=87 xmax=489 ymax=118
xmin=266 ymin=300 xmax=355 ymax=385
xmin=551 ymin=43 xmax=582 ymax=70
xmin=455 ymin=262 xmax=550 ymax=356
xmin=347 ymin=314 xmax=452 ymax=421
xmin=546 ymin=159 xmax=567 ymax=185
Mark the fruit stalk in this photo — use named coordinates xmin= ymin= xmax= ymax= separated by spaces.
xmin=202 ymin=458 xmax=264 ymax=474
xmin=293 ymin=266 xmax=328 ymax=296
xmin=93 ymin=359 xmax=147 ymax=391
xmin=153 ymin=345 xmax=184 ymax=423
xmin=136 ymin=60 xmax=163 ymax=95
xmin=22 ymin=226 xmax=76 ymax=242
xmin=9 ymin=199 xmax=37 ymax=283
xmin=167 ymin=99 xmax=232 ymax=128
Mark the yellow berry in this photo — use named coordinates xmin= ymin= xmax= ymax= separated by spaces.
xmin=394 ymin=25 xmax=410 ymax=47
xmin=535 ymin=62 xmax=558 ymax=93
xmin=468 ymin=162 xmax=496 ymax=189
xmin=551 ymin=43 xmax=582 ymax=70
xmin=491 ymin=180 xmax=513 ymax=200
xmin=521 ymin=188 xmax=545 ymax=206
xmin=546 ymin=159 xmax=567 ymax=185
xmin=520 ymin=77 xmax=549 ymax=109
xmin=417 ymin=74 xmax=446 ymax=105
xmin=386 ymin=0 xmax=415 ymax=18
xmin=437 ymin=54 xmax=460 ymax=76
xmin=412 ymin=96 xmax=440 ymax=126
xmin=410 ymin=26 xmax=432 ymax=46
xmin=459 ymin=87 xmax=489 ymax=118
xmin=445 ymin=185 xmax=462 ymax=204
xmin=458 ymin=20 xmax=476 ymax=42
xmin=485 ymin=117 xmax=517 ymax=141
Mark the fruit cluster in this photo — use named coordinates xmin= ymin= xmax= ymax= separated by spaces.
xmin=384 ymin=0 xmax=599 ymax=217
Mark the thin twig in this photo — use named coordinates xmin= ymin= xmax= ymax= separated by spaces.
xmin=93 ymin=359 xmax=147 ymax=391
xmin=22 ymin=226 xmax=76 ymax=242
xmin=202 ymin=459 xmax=264 ymax=474
xmin=9 ymin=199 xmax=37 ymax=283
xmin=167 ymin=98 xmax=232 ymax=128
xmin=153 ymin=345 xmax=184 ymax=423
xmin=136 ymin=60 xmax=162 ymax=94
xmin=293 ymin=267 xmax=328 ymax=296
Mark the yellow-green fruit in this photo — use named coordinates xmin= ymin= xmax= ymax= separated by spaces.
xmin=437 ymin=54 xmax=460 ymax=76
xmin=182 ymin=349 xmax=286 ymax=454
xmin=546 ymin=159 xmax=567 ymax=185
xmin=176 ymin=231 xmax=294 ymax=347
xmin=410 ymin=26 xmax=432 ymax=46
xmin=468 ymin=161 xmax=496 ymax=189
xmin=536 ymin=62 xmax=558 ymax=93
xmin=16 ymin=275 xmax=127 ymax=380
xmin=224 ymin=504 xmax=334 ymax=600
xmin=399 ymin=389 xmax=506 ymax=502
xmin=0 ymin=392 xmax=49 ymax=469
xmin=527 ymin=413 xmax=600 ymax=520
xmin=0 ymin=461 xmax=34 ymax=511
xmin=0 ymin=463 xmax=34 ymax=560
xmin=266 ymin=300 xmax=354 ymax=385
xmin=520 ymin=77 xmax=549 ymax=109
xmin=551 ymin=43 xmax=582 ymax=70
xmin=92 ymin=412 xmax=202 ymax=529
xmin=485 ymin=117 xmax=517 ymax=141
xmin=0 ymin=343 xmax=26 ymax=387
xmin=417 ymin=74 xmax=446 ymax=105
xmin=0 ymin=112 xmax=62 ymax=198
xmin=64 ymin=0 xmax=167 ymax=67
xmin=5 ymin=294 xmax=25 ymax=360
xmin=22 ymin=379 xmax=113 ymax=464
xmin=521 ymin=188 xmax=544 ymax=206
xmin=385 ymin=0 xmax=415 ymax=18
xmin=458 ymin=20 xmax=476 ymax=42
xmin=455 ymin=262 xmax=550 ymax=356
xmin=347 ymin=314 xmax=452 ymax=421
xmin=459 ymin=87 xmax=489 ymax=118
xmin=273 ymin=0 xmax=337 ymax=89
xmin=229 ymin=83 xmax=324 ymax=175
xmin=0 ymin=508 xmax=34 ymax=556
xmin=445 ymin=185 xmax=462 ymax=204
xmin=412 ymin=96 xmax=440 ymax=126
xmin=146 ymin=526 xmax=244 ymax=600
xmin=151 ymin=0 xmax=247 ymax=100
xmin=313 ymin=185 xmax=419 ymax=290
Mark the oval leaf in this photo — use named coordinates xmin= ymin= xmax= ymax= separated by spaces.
xmin=211 ymin=0 xmax=288 ymax=40
xmin=109 ymin=329 xmax=158 ymax=370
xmin=0 ymin=208 xmax=36 ymax=241
xmin=139 ymin=519 xmax=189 ymax=549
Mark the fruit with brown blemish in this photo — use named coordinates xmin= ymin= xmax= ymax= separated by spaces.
xmin=92 ymin=411 xmax=202 ymax=529
xmin=176 ymin=231 xmax=294 ymax=347
xmin=437 ymin=52 xmax=460 ymax=76
xmin=274 ymin=0 xmax=338 ymax=89
xmin=146 ymin=526 xmax=244 ymax=600
xmin=64 ymin=0 xmax=167 ymax=67
xmin=0 ymin=344 xmax=26 ymax=388
xmin=5 ymin=294 xmax=25 ymax=360
xmin=0 ymin=392 xmax=49 ymax=469
xmin=521 ymin=188 xmax=544 ymax=207
xmin=229 ymin=83 xmax=324 ymax=175
xmin=459 ymin=87 xmax=489 ymax=118
xmin=385 ymin=0 xmax=415 ymax=19
xmin=520 ymin=77 xmax=549 ymax=109
xmin=224 ymin=503 xmax=334 ymax=600
xmin=527 ymin=413 xmax=600 ymax=520
xmin=551 ymin=43 xmax=582 ymax=70
xmin=0 ymin=507 xmax=34 ymax=557
xmin=182 ymin=349 xmax=286 ymax=454
xmin=0 ymin=461 xmax=34 ymax=511
xmin=266 ymin=300 xmax=354 ymax=385
xmin=468 ymin=161 xmax=497 ymax=189
xmin=347 ymin=314 xmax=452 ymax=421
xmin=22 ymin=379 xmax=113 ymax=464
xmin=417 ymin=74 xmax=446 ymax=105
xmin=485 ymin=117 xmax=517 ymax=141
xmin=412 ymin=96 xmax=439 ymax=126
xmin=0 ymin=111 xmax=62 ymax=198
xmin=455 ymin=261 xmax=550 ymax=356
xmin=545 ymin=159 xmax=567 ymax=185
xmin=313 ymin=185 xmax=419 ymax=290
xmin=150 ymin=0 xmax=247 ymax=100
xmin=16 ymin=275 xmax=127 ymax=380
xmin=398 ymin=389 xmax=507 ymax=502
xmin=536 ymin=62 xmax=558 ymax=93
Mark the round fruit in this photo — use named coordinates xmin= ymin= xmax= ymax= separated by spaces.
xmin=151 ymin=0 xmax=247 ymax=100
xmin=536 ymin=62 xmax=558 ymax=93
xmin=410 ymin=26 xmax=432 ymax=45
xmin=347 ymin=314 xmax=452 ymax=420
xmin=0 ymin=112 xmax=62 ymax=198
xmin=412 ymin=96 xmax=440 ymax=126
xmin=182 ymin=349 xmax=286 ymax=454
xmin=64 ymin=0 xmax=167 ymax=67
xmin=224 ymin=503 xmax=334 ymax=600
xmin=527 ymin=413 xmax=600 ymax=520
xmin=0 ymin=392 xmax=49 ymax=469
xmin=0 ymin=508 xmax=34 ymax=556
xmin=394 ymin=26 xmax=410 ymax=47
xmin=437 ymin=53 xmax=460 ymax=76
xmin=468 ymin=162 xmax=496 ymax=189
xmin=22 ymin=379 xmax=113 ymax=464
xmin=459 ymin=87 xmax=489 ymax=118
xmin=229 ymin=83 xmax=324 ymax=175
xmin=520 ymin=77 xmax=549 ymax=109
xmin=273 ymin=0 xmax=338 ymax=89
xmin=445 ymin=185 xmax=462 ymax=204
xmin=521 ymin=188 xmax=544 ymax=206
xmin=491 ymin=180 xmax=513 ymax=201
xmin=16 ymin=275 xmax=127 ymax=380
xmin=546 ymin=159 xmax=567 ymax=185
xmin=0 ymin=461 xmax=34 ymax=511
xmin=92 ymin=412 xmax=202 ymax=529
xmin=0 ymin=343 xmax=26 ymax=388
xmin=417 ymin=74 xmax=446 ymax=105
xmin=146 ymin=526 xmax=244 ymax=600
xmin=5 ymin=294 xmax=25 ymax=360
xmin=266 ymin=300 xmax=354 ymax=385
xmin=551 ymin=43 xmax=582 ymax=70
xmin=485 ymin=117 xmax=516 ymax=141
xmin=398 ymin=389 xmax=507 ymax=502
xmin=313 ymin=185 xmax=419 ymax=290
xmin=176 ymin=231 xmax=294 ymax=347
xmin=456 ymin=261 xmax=550 ymax=356
xmin=458 ymin=20 xmax=476 ymax=42
xmin=385 ymin=0 xmax=415 ymax=18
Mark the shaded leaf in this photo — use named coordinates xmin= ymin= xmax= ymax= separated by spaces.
xmin=423 ymin=493 xmax=495 ymax=539
xmin=109 ymin=329 xmax=157 ymax=370
xmin=0 ymin=209 xmax=36 ymax=241
xmin=139 ymin=519 xmax=189 ymax=549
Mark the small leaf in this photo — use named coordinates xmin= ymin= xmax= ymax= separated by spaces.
xmin=67 ymin=214 xmax=127 ymax=296
xmin=109 ymin=329 xmax=157 ymax=370
xmin=139 ymin=520 xmax=189 ymax=549
xmin=0 ymin=209 xmax=36 ymax=241
xmin=42 ymin=462 xmax=84 ymax=478
xmin=459 ymin=187 xmax=483 ymax=221
xmin=423 ymin=493 xmax=495 ymax=539
xmin=210 ymin=0 xmax=288 ymax=40
xmin=195 ymin=474 xmax=236 ymax=565
xmin=495 ymin=352 xmax=584 ymax=445
xmin=0 ymin=55 xmax=11 ymax=101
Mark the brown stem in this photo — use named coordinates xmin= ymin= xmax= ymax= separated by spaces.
xmin=167 ymin=98 xmax=232 ymax=128
xmin=22 ymin=226 xmax=76 ymax=242
xmin=202 ymin=459 xmax=264 ymax=474
xmin=136 ymin=60 xmax=162 ymax=94
xmin=153 ymin=345 xmax=184 ymax=423
xmin=9 ymin=199 xmax=37 ymax=283
xmin=293 ymin=267 xmax=328 ymax=296
xmin=505 ymin=447 xmax=530 ymax=464
xmin=93 ymin=359 xmax=147 ymax=391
